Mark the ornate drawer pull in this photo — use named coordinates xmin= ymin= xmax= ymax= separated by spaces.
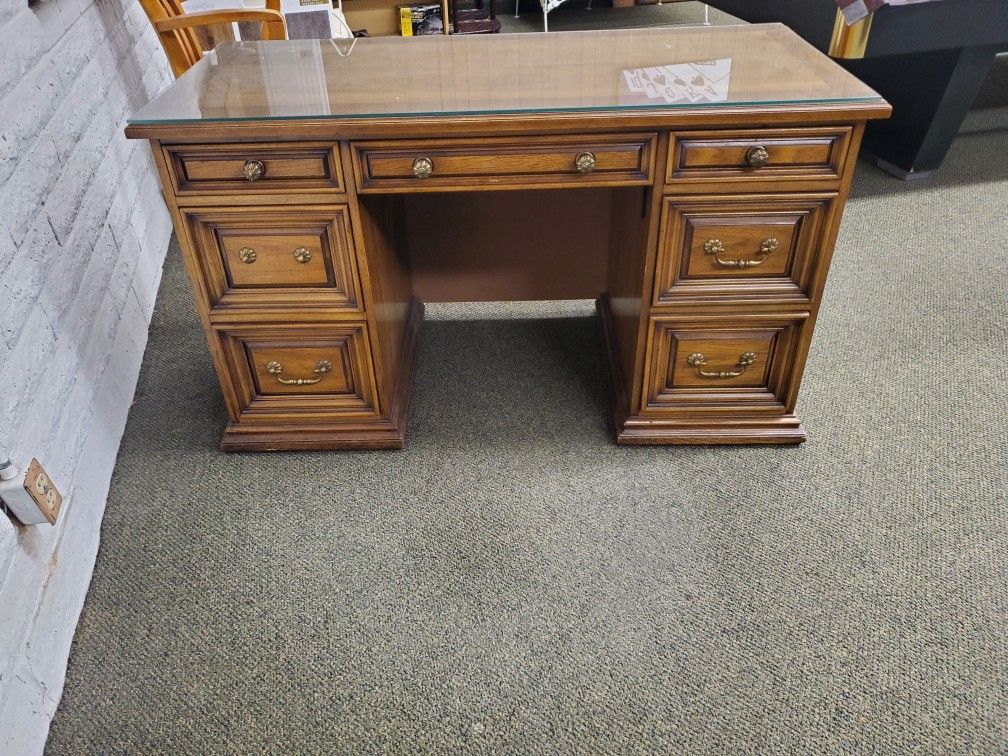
xmin=575 ymin=151 xmax=596 ymax=174
xmin=293 ymin=247 xmax=312 ymax=264
xmin=687 ymin=351 xmax=758 ymax=379
xmin=745 ymin=145 xmax=770 ymax=168
xmin=265 ymin=359 xmax=332 ymax=386
xmin=237 ymin=247 xmax=257 ymax=264
xmin=243 ymin=160 xmax=265 ymax=181
xmin=703 ymin=237 xmax=779 ymax=268
xmin=412 ymin=157 xmax=433 ymax=179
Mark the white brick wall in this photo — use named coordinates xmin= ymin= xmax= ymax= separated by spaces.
xmin=0 ymin=0 xmax=173 ymax=749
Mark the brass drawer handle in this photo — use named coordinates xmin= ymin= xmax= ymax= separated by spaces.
xmin=687 ymin=351 xmax=758 ymax=379
xmin=745 ymin=145 xmax=770 ymax=168
xmin=575 ymin=151 xmax=596 ymax=174
xmin=265 ymin=359 xmax=332 ymax=386
xmin=238 ymin=247 xmax=257 ymax=264
xmin=412 ymin=157 xmax=433 ymax=179
xmin=243 ymin=160 xmax=265 ymax=181
xmin=703 ymin=237 xmax=779 ymax=268
xmin=293 ymin=247 xmax=312 ymax=264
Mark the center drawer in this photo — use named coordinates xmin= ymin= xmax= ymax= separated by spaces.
xmin=352 ymin=134 xmax=656 ymax=192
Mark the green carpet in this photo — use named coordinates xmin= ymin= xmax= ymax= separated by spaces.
xmin=48 ymin=32 xmax=1007 ymax=756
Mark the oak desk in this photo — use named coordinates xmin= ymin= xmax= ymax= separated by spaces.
xmin=127 ymin=26 xmax=890 ymax=451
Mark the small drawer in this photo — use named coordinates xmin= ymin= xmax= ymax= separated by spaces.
xmin=667 ymin=128 xmax=851 ymax=187
xmin=184 ymin=206 xmax=362 ymax=311
xmin=353 ymin=134 xmax=655 ymax=192
xmin=655 ymin=195 xmax=835 ymax=302
xmin=164 ymin=142 xmax=343 ymax=195
xmin=216 ymin=322 xmax=379 ymax=419
xmin=643 ymin=312 xmax=808 ymax=414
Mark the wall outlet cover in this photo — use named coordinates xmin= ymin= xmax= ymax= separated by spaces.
xmin=25 ymin=459 xmax=61 ymax=525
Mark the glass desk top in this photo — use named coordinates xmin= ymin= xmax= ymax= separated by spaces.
xmin=129 ymin=25 xmax=885 ymax=125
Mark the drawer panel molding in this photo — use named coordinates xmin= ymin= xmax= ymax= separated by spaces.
xmin=216 ymin=322 xmax=379 ymax=421
xmin=655 ymin=194 xmax=836 ymax=302
xmin=667 ymin=127 xmax=851 ymax=187
xmin=184 ymin=205 xmax=363 ymax=312
xmin=642 ymin=312 xmax=809 ymax=414
xmin=353 ymin=134 xmax=656 ymax=192
xmin=164 ymin=142 xmax=344 ymax=194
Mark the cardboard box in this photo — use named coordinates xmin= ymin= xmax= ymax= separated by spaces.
xmin=397 ymin=2 xmax=443 ymax=35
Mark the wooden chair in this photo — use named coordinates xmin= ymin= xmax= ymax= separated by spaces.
xmin=140 ymin=0 xmax=287 ymax=77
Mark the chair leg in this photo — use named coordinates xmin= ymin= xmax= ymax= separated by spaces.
xmin=543 ymin=7 xmax=547 ymax=30
xmin=514 ymin=0 xmax=519 ymax=18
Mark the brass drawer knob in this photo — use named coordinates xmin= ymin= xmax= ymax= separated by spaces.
xmin=687 ymin=351 xmax=758 ymax=379
xmin=745 ymin=146 xmax=770 ymax=168
xmin=412 ymin=157 xmax=434 ymax=179
xmin=243 ymin=159 xmax=265 ymax=181
xmin=238 ymin=247 xmax=257 ymax=264
xmin=265 ymin=359 xmax=332 ymax=386
xmin=703 ymin=237 xmax=779 ymax=268
xmin=293 ymin=247 xmax=312 ymax=264
xmin=575 ymin=151 xmax=596 ymax=174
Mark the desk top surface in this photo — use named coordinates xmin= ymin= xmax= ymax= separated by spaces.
xmin=129 ymin=25 xmax=885 ymax=126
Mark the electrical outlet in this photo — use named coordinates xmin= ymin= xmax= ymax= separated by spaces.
xmin=25 ymin=459 xmax=61 ymax=524
xmin=0 ymin=458 xmax=62 ymax=526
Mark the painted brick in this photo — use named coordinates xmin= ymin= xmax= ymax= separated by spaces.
xmin=0 ymin=62 xmax=62 ymax=186
xmin=44 ymin=108 xmax=117 ymax=243
xmin=0 ymin=8 xmax=47 ymax=99
xmin=47 ymin=6 xmax=103 ymax=88
xmin=0 ymin=214 xmax=58 ymax=349
xmin=0 ymin=0 xmax=174 ymax=746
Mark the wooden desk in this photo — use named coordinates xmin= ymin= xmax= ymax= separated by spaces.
xmin=126 ymin=27 xmax=889 ymax=450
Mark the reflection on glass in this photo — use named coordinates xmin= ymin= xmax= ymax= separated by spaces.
xmin=132 ymin=25 xmax=884 ymax=125
xmin=621 ymin=59 xmax=731 ymax=105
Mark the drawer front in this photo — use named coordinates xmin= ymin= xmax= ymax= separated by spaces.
xmin=643 ymin=312 xmax=808 ymax=414
xmin=185 ymin=206 xmax=362 ymax=311
xmin=353 ymin=134 xmax=655 ymax=192
xmin=655 ymin=195 xmax=835 ymax=302
xmin=667 ymin=128 xmax=851 ymax=186
xmin=164 ymin=143 xmax=343 ymax=194
xmin=217 ymin=322 xmax=379 ymax=419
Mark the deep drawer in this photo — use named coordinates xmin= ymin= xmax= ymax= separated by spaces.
xmin=215 ymin=321 xmax=379 ymax=419
xmin=352 ymin=134 xmax=656 ymax=192
xmin=654 ymin=194 xmax=836 ymax=302
xmin=642 ymin=311 xmax=809 ymax=414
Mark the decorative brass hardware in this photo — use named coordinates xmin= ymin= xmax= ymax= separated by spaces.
xmin=293 ymin=247 xmax=312 ymax=264
xmin=264 ymin=359 xmax=332 ymax=386
xmin=575 ymin=151 xmax=597 ymax=174
xmin=687 ymin=351 xmax=758 ymax=379
xmin=238 ymin=247 xmax=257 ymax=264
xmin=745 ymin=146 xmax=770 ymax=168
xmin=703 ymin=237 xmax=780 ymax=268
xmin=412 ymin=157 xmax=434 ymax=179
xmin=243 ymin=160 xmax=265 ymax=181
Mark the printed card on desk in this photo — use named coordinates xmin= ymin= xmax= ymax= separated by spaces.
xmin=619 ymin=58 xmax=732 ymax=107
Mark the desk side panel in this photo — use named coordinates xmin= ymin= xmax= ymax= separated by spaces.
xmin=344 ymin=142 xmax=415 ymax=418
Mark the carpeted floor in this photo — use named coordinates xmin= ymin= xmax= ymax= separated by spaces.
xmin=47 ymin=20 xmax=1007 ymax=756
